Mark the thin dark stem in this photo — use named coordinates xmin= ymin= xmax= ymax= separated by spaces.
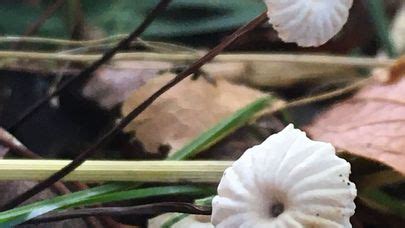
xmin=6 ymin=0 xmax=173 ymax=132
xmin=1 ymin=12 xmax=268 ymax=211
xmin=25 ymin=0 xmax=66 ymax=36
xmin=13 ymin=0 xmax=66 ymax=49
xmin=0 ymin=130 xmax=106 ymax=227
xmin=0 ymin=128 xmax=41 ymax=159
xmin=25 ymin=202 xmax=211 ymax=224
xmin=0 ymin=128 xmax=70 ymax=194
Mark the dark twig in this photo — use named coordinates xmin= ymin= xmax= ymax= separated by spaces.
xmin=25 ymin=202 xmax=212 ymax=224
xmin=1 ymin=12 xmax=268 ymax=210
xmin=12 ymin=0 xmax=66 ymax=50
xmin=24 ymin=0 xmax=66 ymax=38
xmin=0 ymin=128 xmax=69 ymax=194
xmin=0 ymin=128 xmax=105 ymax=227
xmin=0 ymin=128 xmax=41 ymax=159
xmin=7 ymin=0 xmax=173 ymax=132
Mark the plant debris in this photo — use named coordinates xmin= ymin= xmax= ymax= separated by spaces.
xmin=306 ymin=77 xmax=405 ymax=175
xmin=82 ymin=61 xmax=172 ymax=109
xmin=122 ymin=74 xmax=267 ymax=154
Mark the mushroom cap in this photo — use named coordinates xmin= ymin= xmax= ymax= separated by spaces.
xmin=211 ymin=124 xmax=357 ymax=228
xmin=264 ymin=0 xmax=353 ymax=47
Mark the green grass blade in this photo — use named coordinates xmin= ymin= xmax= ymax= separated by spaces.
xmin=76 ymin=185 xmax=214 ymax=207
xmin=161 ymin=213 xmax=189 ymax=228
xmin=0 ymin=183 xmax=130 ymax=227
xmin=168 ymin=96 xmax=273 ymax=160
xmin=0 ymin=185 xmax=211 ymax=227
xmin=360 ymin=189 xmax=405 ymax=219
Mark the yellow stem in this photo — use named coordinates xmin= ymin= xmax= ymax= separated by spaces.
xmin=0 ymin=160 xmax=231 ymax=183
xmin=0 ymin=51 xmax=394 ymax=67
xmin=0 ymin=34 xmax=128 ymax=46
xmin=275 ymin=77 xmax=373 ymax=110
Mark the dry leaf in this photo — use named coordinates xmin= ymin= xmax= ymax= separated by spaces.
xmin=306 ymin=78 xmax=405 ymax=174
xmin=81 ymin=61 xmax=248 ymax=109
xmin=122 ymin=74 xmax=266 ymax=154
xmin=82 ymin=61 xmax=172 ymax=109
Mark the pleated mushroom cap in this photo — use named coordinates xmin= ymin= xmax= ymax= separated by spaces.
xmin=211 ymin=124 xmax=357 ymax=228
xmin=264 ymin=0 xmax=353 ymax=47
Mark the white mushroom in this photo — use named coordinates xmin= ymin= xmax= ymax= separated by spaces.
xmin=211 ymin=124 xmax=357 ymax=228
xmin=264 ymin=0 xmax=353 ymax=47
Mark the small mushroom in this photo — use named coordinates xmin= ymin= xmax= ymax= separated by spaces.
xmin=264 ymin=0 xmax=353 ymax=47
xmin=211 ymin=124 xmax=357 ymax=227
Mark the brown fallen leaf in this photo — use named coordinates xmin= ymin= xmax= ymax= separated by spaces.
xmin=306 ymin=77 xmax=405 ymax=175
xmin=122 ymin=74 xmax=267 ymax=154
xmin=82 ymin=61 xmax=172 ymax=109
xmin=81 ymin=61 xmax=248 ymax=110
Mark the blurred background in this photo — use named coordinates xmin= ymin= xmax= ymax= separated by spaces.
xmin=0 ymin=1 xmax=404 ymax=227
xmin=0 ymin=0 xmax=403 ymax=52
xmin=0 ymin=0 xmax=403 ymax=174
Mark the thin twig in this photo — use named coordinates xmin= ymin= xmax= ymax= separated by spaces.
xmin=0 ymin=34 xmax=128 ymax=46
xmin=275 ymin=77 xmax=373 ymax=110
xmin=6 ymin=0 xmax=173 ymax=132
xmin=0 ymin=129 xmax=105 ymax=226
xmin=0 ymin=35 xmax=197 ymax=54
xmin=1 ymin=12 xmax=267 ymax=211
xmin=25 ymin=202 xmax=212 ymax=224
xmin=13 ymin=0 xmax=66 ymax=50
xmin=0 ymin=129 xmax=69 ymax=194
xmin=0 ymin=128 xmax=41 ymax=159
xmin=0 ymin=51 xmax=395 ymax=68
